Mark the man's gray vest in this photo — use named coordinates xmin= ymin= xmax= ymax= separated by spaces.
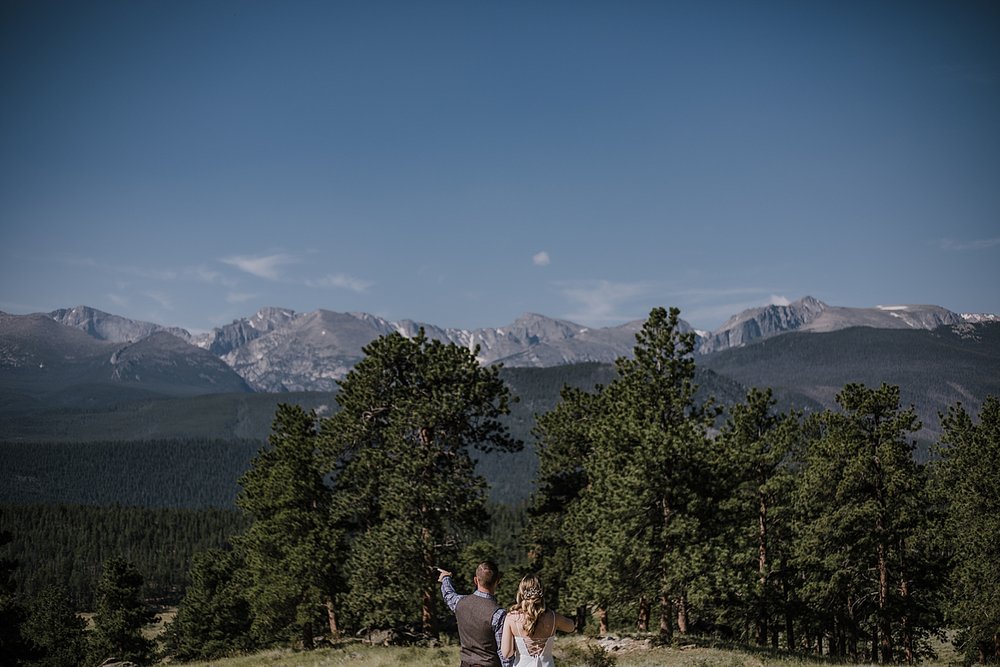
xmin=455 ymin=593 xmax=502 ymax=667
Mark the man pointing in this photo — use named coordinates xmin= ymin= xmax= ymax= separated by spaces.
xmin=439 ymin=561 xmax=510 ymax=667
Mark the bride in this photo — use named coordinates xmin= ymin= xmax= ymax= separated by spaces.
xmin=501 ymin=574 xmax=576 ymax=666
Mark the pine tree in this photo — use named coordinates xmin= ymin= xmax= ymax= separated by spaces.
xmin=235 ymin=403 xmax=344 ymax=648
xmin=717 ymin=387 xmax=800 ymax=648
xmin=528 ymin=384 xmax=605 ymax=618
xmin=22 ymin=584 xmax=86 ymax=667
xmin=164 ymin=548 xmax=252 ymax=661
xmin=794 ymin=383 xmax=937 ymax=662
xmin=321 ymin=330 xmax=520 ymax=633
xmin=0 ymin=530 xmax=33 ymax=667
xmin=563 ymin=307 xmax=719 ymax=638
xmin=86 ymin=556 xmax=156 ymax=666
xmin=933 ymin=396 xmax=1000 ymax=664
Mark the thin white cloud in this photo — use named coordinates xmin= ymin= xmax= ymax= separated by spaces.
xmin=557 ymin=279 xmax=649 ymax=324
xmin=769 ymin=294 xmax=791 ymax=306
xmin=938 ymin=237 xmax=1000 ymax=251
xmin=221 ymin=253 xmax=297 ymax=280
xmin=533 ymin=251 xmax=551 ymax=267
xmin=306 ymin=273 xmax=374 ymax=293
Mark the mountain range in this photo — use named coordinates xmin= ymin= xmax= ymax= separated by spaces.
xmin=3 ymin=298 xmax=999 ymax=505
xmin=7 ymin=296 xmax=991 ymax=393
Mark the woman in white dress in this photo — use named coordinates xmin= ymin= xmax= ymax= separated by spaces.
xmin=501 ymin=574 xmax=576 ymax=666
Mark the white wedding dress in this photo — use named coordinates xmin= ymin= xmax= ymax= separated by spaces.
xmin=512 ymin=610 xmax=557 ymax=667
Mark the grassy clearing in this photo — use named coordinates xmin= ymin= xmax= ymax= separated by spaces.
xmin=167 ymin=634 xmax=961 ymax=667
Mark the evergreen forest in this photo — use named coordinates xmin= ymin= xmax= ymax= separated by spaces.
xmin=1 ymin=310 xmax=998 ymax=666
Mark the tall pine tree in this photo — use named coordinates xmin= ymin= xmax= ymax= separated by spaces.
xmin=164 ymin=548 xmax=252 ymax=661
xmin=86 ymin=556 xmax=156 ymax=666
xmin=22 ymin=584 xmax=87 ymax=667
xmin=933 ymin=396 xmax=1000 ymax=664
xmin=0 ymin=530 xmax=32 ymax=666
xmin=321 ymin=331 xmax=520 ymax=633
xmin=527 ymin=385 xmax=605 ymax=620
xmin=236 ymin=403 xmax=345 ymax=648
xmin=717 ymin=387 xmax=800 ymax=648
xmin=794 ymin=384 xmax=935 ymax=663
xmin=563 ymin=307 xmax=719 ymax=638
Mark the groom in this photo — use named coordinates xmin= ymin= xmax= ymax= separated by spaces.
xmin=439 ymin=561 xmax=510 ymax=667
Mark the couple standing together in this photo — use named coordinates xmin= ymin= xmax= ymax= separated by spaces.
xmin=439 ymin=561 xmax=575 ymax=667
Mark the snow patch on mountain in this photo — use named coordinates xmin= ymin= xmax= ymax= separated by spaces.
xmin=962 ymin=313 xmax=1000 ymax=323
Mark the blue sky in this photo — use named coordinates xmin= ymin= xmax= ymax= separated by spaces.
xmin=2 ymin=1 xmax=998 ymax=333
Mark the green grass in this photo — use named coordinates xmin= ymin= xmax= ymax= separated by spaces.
xmin=166 ymin=634 xmax=964 ymax=667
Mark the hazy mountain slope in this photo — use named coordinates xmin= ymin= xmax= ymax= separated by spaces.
xmin=801 ymin=304 xmax=962 ymax=332
xmin=697 ymin=297 xmax=964 ymax=353
xmin=0 ymin=313 xmax=251 ymax=408
xmin=700 ymin=322 xmax=1000 ymax=443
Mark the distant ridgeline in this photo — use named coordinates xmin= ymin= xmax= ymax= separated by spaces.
xmin=0 ymin=364 xmax=755 ymax=510
xmin=2 ymin=324 xmax=999 ymax=508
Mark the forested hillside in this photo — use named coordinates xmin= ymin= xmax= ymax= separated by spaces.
xmin=0 ymin=504 xmax=245 ymax=606
xmin=0 ymin=365 xmax=756 ymax=509
xmin=701 ymin=323 xmax=1000 ymax=445
xmin=0 ymin=439 xmax=259 ymax=508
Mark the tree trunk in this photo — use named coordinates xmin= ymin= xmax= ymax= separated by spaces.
xmin=420 ymin=521 xmax=435 ymax=634
xmin=637 ymin=595 xmax=650 ymax=632
xmin=575 ymin=606 xmax=587 ymax=633
xmin=877 ymin=540 xmax=893 ymax=664
xmin=874 ymin=435 xmax=893 ymax=665
xmin=900 ymin=573 xmax=913 ymax=664
xmin=782 ymin=566 xmax=795 ymax=652
xmin=846 ymin=595 xmax=858 ymax=661
xmin=418 ymin=426 xmax=437 ymax=635
xmin=326 ymin=598 xmax=340 ymax=639
xmin=302 ymin=618 xmax=314 ymax=649
xmin=596 ymin=605 xmax=609 ymax=635
xmin=421 ymin=585 xmax=434 ymax=635
xmin=676 ymin=594 xmax=689 ymax=634
xmin=658 ymin=594 xmax=673 ymax=641
xmin=756 ymin=490 xmax=769 ymax=646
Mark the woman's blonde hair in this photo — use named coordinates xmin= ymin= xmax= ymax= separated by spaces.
xmin=509 ymin=574 xmax=546 ymax=635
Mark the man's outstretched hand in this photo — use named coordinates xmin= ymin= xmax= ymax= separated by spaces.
xmin=437 ymin=568 xmax=452 ymax=583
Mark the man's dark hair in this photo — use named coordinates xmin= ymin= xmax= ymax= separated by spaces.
xmin=475 ymin=560 xmax=500 ymax=588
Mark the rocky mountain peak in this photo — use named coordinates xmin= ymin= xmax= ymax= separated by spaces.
xmin=699 ymin=296 xmax=828 ymax=353
xmin=48 ymin=305 xmax=191 ymax=343
xmin=249 ymin=307 xmax=297 ymax=331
